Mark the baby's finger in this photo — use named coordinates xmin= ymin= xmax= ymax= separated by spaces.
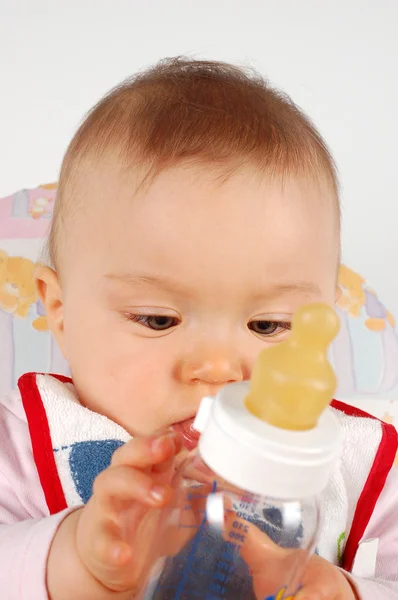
xmin=93 ymin=464 xmax=172 ymax=510
xmin=152 ymin=433 xmax=184 ymax=474
xmin=111 ymin=432 xmax=182 ymax=469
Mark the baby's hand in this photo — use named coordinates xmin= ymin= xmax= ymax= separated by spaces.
xmin=295 ymin=554 xmax=358 ymax=600
xmin=224 ymin=510 xmax=358 ymax=600
xmin=47 ymin=431 xmax=183 ymax=600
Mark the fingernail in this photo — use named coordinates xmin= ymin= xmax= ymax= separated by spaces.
xmin=150 ymin=485 xmax=166 ymax=502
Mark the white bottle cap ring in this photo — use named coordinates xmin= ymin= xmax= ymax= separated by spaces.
xmin=196 ymin=381 xmax=342 ymax=500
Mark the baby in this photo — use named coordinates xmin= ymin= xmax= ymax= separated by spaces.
xmin=0 ymin=58 xmax=397 ymax=600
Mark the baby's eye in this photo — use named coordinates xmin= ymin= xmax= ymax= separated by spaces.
xmin=248 ymin=320 xmax=291 ymax=337
xmin=128 ymin=315 xmax=180 ymax=331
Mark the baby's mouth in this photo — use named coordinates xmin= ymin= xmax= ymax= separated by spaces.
xmin=172 ymin=417 xmax=200 ymax=450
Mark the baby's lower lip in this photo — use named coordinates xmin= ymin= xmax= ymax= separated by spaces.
xmin=172 ymin=418 xmax=200 ymax=450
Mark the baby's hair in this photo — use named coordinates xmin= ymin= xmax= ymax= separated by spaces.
xmin=49 ymin=57 xmax=339 ymax=268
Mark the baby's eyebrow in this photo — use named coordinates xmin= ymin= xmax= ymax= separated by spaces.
xmin=263 ymin=282 xmax=322 ymax=298
xmin=249 ymin=281 xmax=322 ymax=303
xmin=104 ymin=271 xmax=191 ymax=294
xmin=105 ymin=272 xmax=321 ymax=300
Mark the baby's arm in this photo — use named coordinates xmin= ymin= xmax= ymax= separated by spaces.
xmin=0 ymin=506 xmax=74 ymax=599
xmin=0 ymin=392 xmax=75 ymax=599
xmin=341 ymin=466 xmax=398 ymax=599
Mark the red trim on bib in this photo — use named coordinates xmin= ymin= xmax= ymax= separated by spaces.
xmin=331 ymin=399 xmax=379 ymax=419
xmin=332 ymin=399 xmax=398 ymax=572
xmin=343 ymin=419 xmax=397 ymax=571
xmin=19 ymin=373 xmax=69 ymax=515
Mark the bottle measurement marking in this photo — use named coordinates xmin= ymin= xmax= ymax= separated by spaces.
xmin=173 ymin=481 xmax=218 ymax=600
xmin=174 ymin=494 xmax=252 ymax=599
xmin=157 ymin=491 xmax=258 ymax=598
xmin=178 ymin=504 xmax=205 ymax=530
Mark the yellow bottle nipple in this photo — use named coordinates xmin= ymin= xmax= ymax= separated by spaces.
xmin=245 ymin=303 xmax=340 ymax=431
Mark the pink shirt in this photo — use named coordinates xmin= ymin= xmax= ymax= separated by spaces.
xmin=1 ymin=388 xmax=398 ymax=599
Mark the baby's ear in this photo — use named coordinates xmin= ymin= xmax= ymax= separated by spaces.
xmin=35 ymin=266 xmax=66 ymax=357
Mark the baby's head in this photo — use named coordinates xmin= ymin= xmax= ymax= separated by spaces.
xmin=37 ymin=58 xmax=340 ymax=441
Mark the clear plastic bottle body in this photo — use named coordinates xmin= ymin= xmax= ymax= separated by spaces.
xmin=141 ymin=450 xmax=321 ymax=600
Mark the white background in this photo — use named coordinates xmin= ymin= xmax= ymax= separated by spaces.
xmin=1 ymin=0 xmax=397 ymax=309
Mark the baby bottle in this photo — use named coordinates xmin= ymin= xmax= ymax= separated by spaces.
xmin=141 ymin=303 xmax=342 ymax=600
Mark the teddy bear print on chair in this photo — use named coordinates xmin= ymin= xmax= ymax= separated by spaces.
xmin=1 ymin=184 xmax=398 ymax=427
xmin=334 ymin=265 xmax=398 ymax=396
xmin=0 ymin=184 xmax=69 ymax=395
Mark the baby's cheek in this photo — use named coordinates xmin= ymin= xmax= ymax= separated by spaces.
xmin=64 ymin=302 xmax=177 ymax=433
xmin=95 ymin=347 xmax=175 ymax=435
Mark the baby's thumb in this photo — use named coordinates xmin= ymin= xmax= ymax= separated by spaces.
xmin=293 ymin=554 xmax=350 ymax=600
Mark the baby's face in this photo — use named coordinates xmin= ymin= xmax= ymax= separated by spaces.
xmin=47 ymin=165 xmax=339 ymax=442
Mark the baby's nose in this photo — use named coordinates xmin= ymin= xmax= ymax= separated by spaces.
xmin=178 ymin=348 xmax=245 ymax=387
